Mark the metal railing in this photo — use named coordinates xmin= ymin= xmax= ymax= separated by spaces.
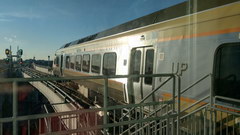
xmin=119 ymin=75 xmax=178 ymax=135
xmin=0 ymin=72 xmax=239 ymax=135
xmin=0 ymin=73 xmax=178 ymax=135
xmin=178 ymin=74 xmax=240 ymax=135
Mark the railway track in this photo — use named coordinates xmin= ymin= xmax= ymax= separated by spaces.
xmin=22 ymin=67 xmax=93 ymax=109
xmin=22 ymin=67 xmax=125 ymax=134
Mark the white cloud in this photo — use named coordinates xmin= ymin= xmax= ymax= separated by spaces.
xmin=0 ymin=18 xmax=12 ymax=22
xmin=52 ymin=8 xmax=73 ymax=17
xmin=0 ymin=12 xmax=42 ymax=23
xmin=0 ymin=12 xmax=42 ymax=19
xmin=4 ymin=37 xmax=13 ymax=42
xmin=3 ymin=36 xmax=21 ymax=44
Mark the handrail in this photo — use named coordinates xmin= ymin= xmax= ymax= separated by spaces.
xmin=177 ymin=74 xmax=211 ymax=118
xmin=4 ymin=69 xmax=228 ymax=135
xmin=119 ymin=75 xmax=174 ymax=120
xmin=120 ymin=100 xmax=174 ymax=134
xmin=0 ymin=101 xmax=172 ymax=123
xmin=180 ymin=74 xmax=211 ymax=95
xmin=181 ymin=95 xmax=209 ymax=113
xmin=171 ymin=73 xmax=211 ymax=106
xmin=215 ymin=96 xmax=240 ymax=104
xmin=214 ymin=96 xmax=240 ymax=112
xmin=214 ymin=103 xmax=240 ymax=112
xmin=180 ymin=103 xmax=209 ymax=120
xmin=140 ymin=76 xmax=173 ymax=104
xmin=211 ymin=106 xmax=240 ymax=116
xmin=119 ymin=76 xmax=176 ymax=134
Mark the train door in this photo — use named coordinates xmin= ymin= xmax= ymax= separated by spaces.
xmin=130 ymin=46 xmax=154 ymax=103
xmin=214 ymin=42 xmax=240 ymax=102
xmin=60 ymin=55 xmax=63 ymax=76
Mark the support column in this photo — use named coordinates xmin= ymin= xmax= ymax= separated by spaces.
xmin=13 ymin=81 xmax=18 ymax=135
xmin=103 ymin=78 xmax=108 ymax=135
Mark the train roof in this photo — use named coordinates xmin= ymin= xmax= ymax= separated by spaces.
xmin=60 ymin=0 xmax=238 ymax=49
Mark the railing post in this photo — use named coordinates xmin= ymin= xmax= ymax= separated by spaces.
xmin=47 ymin=117 xmax=51 ymax=133
xmin=28 ymin=120 xmax=30 ymax=135
xmin=209 ymin=74 xmax=213 ymax=135
xmin=204 ymin=107 xmax=207 ymax=135
xmin=172 ymin=75 xmax=176 ymax=135
xmin=12 ymin=81 xmax=18 ymax=135
xmin=103 ymin=77 xmax=108 ymax=135
xmin=0 ymin=122 xmax=2 ymax=135
xmin=38 ymin=119 xmax=41 ymax=134
xmin=177 ymin=75 xmax=181 ymax=135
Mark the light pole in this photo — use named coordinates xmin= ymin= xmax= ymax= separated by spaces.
xmin=48 ymin=55 xmax=50 ymax=70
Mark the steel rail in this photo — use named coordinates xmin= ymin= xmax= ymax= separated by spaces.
xmin=23 ymin=69 xmax=83 ymax=108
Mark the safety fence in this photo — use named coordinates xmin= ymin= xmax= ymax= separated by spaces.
xmin=0 ymin=73 xmax=239 ymax=135
xmin=178 ymin=74 xmax=240 ymax=135
xmin=0 ymin=74 xmax=177 ymax=135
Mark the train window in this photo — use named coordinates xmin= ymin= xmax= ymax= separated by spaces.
xmin=57 ymin=56 xmax=60 ymax=66
xmin=131 ymin=50 xmax=141 ymax=82
xmin=70 ymin=56 xmax=75 ymax=69
xmin=66 ymin=56 xmax=70 ymax=69
xmin=214 ymin=43 xmax=240 ymax=100
xmin=75 ymin=55 xmax=82 ymax=71
xmin=82 ymin=54 xmax=90 ymax=72
xmin=91 ymin=54 xmax=101 ymax=74
xmin=144 ymin=49 xmax=154 ymax=85
xmin=54 ymin=56 xmax=59 ymax=67
xmin=103 ymin=52 xmax=116 ymax=75
xmin=54 ymin=57 xmax=56 ymax=64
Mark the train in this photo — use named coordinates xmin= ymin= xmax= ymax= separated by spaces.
xmin=53 ymin=0 xmax=240 ymax=108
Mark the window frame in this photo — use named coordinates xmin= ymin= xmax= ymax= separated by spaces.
xmin=70 ymin=55 xmax=75 ymax=69
xmin=102 ymin=52 xmax=117 ymax=75
xmin=82 ymin=54 xmax=90 ymax=72
xmin=144 ymin=49 xmax=154 ymax=85
xmin=91 ymin=54 xmax=101 ymax=74
xmin=131 ymin=50 xmax=141 ymax=82
xmin=54 ymin=56 xmax=59 ymax=67
xmin=65 ymin=55 xmax=70 ymax=69
xmin=75 ymin=55 xmax=82 ymax=71
xmin=213 ymin=42 xmax=240 ymax=100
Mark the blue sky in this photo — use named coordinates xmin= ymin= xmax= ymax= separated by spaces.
xmin=0 ymin=0 xmax=185 ymax=60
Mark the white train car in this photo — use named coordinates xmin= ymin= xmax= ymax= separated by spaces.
xmin=53 ymin=0 xmax=240 ymax=107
